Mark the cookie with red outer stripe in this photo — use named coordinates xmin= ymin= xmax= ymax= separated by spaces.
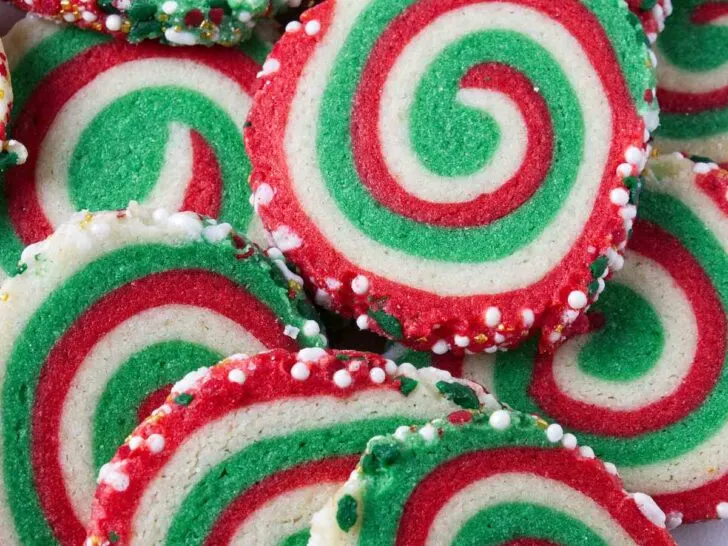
xmin=0 ymin=17 xmax=268 ymax=279
xmin=8 ymin=0 xmax=291 ymax=46
xmin=309 ymin=409 xmax=675 ymax=545
xmin=654 ymin=0 xmax=728 ymax=168
xmin=455 ymin=155 xmax=728 ymax=525
xmin=84 ymin=349 xmax=499 ymax=546
xmin=627 ymin=0 xmax=673 ymax=43
xmin=247 ymin=0 xmax=659 ymax=355
xmin=0 ymin=203 xmax=326 ymax=546
xmin=0 ymin=37 xmax=26 ymax=170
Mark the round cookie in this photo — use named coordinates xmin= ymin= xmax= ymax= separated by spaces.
xmin=247 ymin=0 xmax=659 ymax=354
xmin=654 ymin=0 xmax=728 ymax=167
xmin=9 ymin=0 xmax=291 ymax=46
xmin=0 ymin=204 xmax=327 ymax=546
xmin=85 ymin=350 xmax=498 ymax=546
xmin=0 ymin=37 xmax=26 ymax=170
xmin=458 ymin=155 xmax=728 ymax=524
xmin=0 ymin=17 xmax=267 ymax=278
xmin=309 ymin=409 xmax=675 ymax=545
xmin=627 ymin=0 xmax=673 ymax=43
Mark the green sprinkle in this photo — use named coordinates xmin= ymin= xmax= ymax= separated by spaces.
xmin=109 ymin=531 xmax=120 ymax=543
xmin=174 ymin=393 xmax=194 ymax=406
xmin=640 ymin=0 xmax=657 ymax=10
xmin=398 ymin=377 xmax=418 ymax=396
xmin=336 ymin=495 xmax=359 ymax=532
xmin=690 ymin=154 xmax=714 ymax=164
xmin=590 ymin=256 xmax=609 ymax=279
xmin=335 ymin=354 xmax=352 ymax=361
xmin=366 ymin=309 xmax=404 ymax=339
xmin=362 ymin=442 xmax=401 ymax=474
xmin=15 ymin=262 xmax=27 ymax=275
xmin=588 ymin=279 xmax=601 ymax=298
xmin=436 ymin=381 xmax=480 ymax=410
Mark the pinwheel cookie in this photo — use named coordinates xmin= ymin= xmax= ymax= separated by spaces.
xmin=654 ymin=0 xmax=728 ymax=167
xmin=461 ymin=155 xmax=728 ymax=525
xmin=0 ymin=17 xmax=268 ymax=278
xmin=310 ymin=410 xmax=675 ymax=545
xmin=247 ymin=0 xmax=659 ymax=354
xmin=85 ymin=350 xmax=498 ymax=545
xmin=0 ymin=204 xmax=326 ymax=546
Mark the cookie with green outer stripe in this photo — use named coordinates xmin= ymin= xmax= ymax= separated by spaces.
xmin=0 ymin=17 xmax=267 ymax=280
xmin=446 ymin=155 xmax=728 ymax=525
xmin=9 ymin=0 xmax=292 ymax=46
xmin=247 ymin=0 xmax=659 ymax=355
xmin=84 ymin=349 xmax=499 ymax=546
xmin=0 ymin=37 xmax=26 ymax=171
xmin=309 ymin=409 xmax=675 ymax=545
xmin=0 ymin=203 xmax=326 ymax=546
xmin=654 ymin=0 xmax=728 ymax=167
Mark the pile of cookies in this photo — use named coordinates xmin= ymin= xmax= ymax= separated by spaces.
xmin=0 ymin=0 xmax=725 ymax=544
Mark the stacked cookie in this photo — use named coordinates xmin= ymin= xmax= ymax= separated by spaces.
xmin=0 ymin=0 xmax=725 ymax=544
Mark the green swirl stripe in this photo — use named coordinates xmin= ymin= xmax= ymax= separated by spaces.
xmin=2 ymin=240 xmax=320 ymax=546
xmin=491 ymin=188 xmax=728 ymax=466
xmin=315 ymin=0 xmax=652 ymax=261
xmin=93 ymin=341 xmax=223 ymax=470
xmin=453 ymin=503 xmax=607 ymax=546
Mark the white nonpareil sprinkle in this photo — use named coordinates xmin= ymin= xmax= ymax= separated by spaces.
xmin=394 ymin=426 xmax=411 ymax=442
xmin=603 ymin=462 xmax=618 ymax=476
xmin=164 ymin=28 xmax=198 ymax=45
xmin=333 ymin=369 xmax=352 ymax=388
xmin=521 ymin=308 xmax=535 ymax=328
xmin=665 ymin=512 xmax=683 ymax=530
xmin=271 ymin=225 xmax=302 ymax=251
xmin=489 ymin=410 xmax=511 ymax=430
xmin=290 ymin=362 xmax=310 ymax=381
xmin=237 ymin=10 xmax=252 ymax=22
xmin=369 ymin=367 xmax=386 ymax=384
xmin=579 ymin=446 xmax=595 ymax=459
xmin=284 ymin=325 xmax=300 ymax=339
xmin=432 ymin=340 xmax=449 ymax=355
xmin=171 ymin=367 xmax=209 ymax=395
xmin=286 ymin=21 xmax=302 ymax=32
xmin=161 ymin=0 xmax=177 ymax=13
xmin=228 ymin=369 xmax=246 ymax=385
xmin=252 ymin=183 xmax=274 ymax=209
xmin=717 ymin=502 xmax=728 ymax=519
xmin=610 ymin=187 xmax=630 ymax=206
xmin=105 ymin=14 xmax=122 ymax=31
xmin=356 ymin=314 xmax=370 ymax=330
xmin=97 ymin=463 xmax=129 ymax=492
xmin=146 ymin=434 xmax=165 ymax=454
xmin=202 ymin=222 xmax=232 ymax=244
xmin=567 ymin=290 xmax=588 ymax=310
xmin=693 ymin=162 xmax=719 ymax=174
xmin=545 ymin=424 xmax=563 ymax=443
xmin=484 ymin=306 xmax=501 ymax=328
xmin=632 ymin=492 xmax=667 ymax=528
xmin=562 ymin=433 xmax=578 ymax=449
xmin=297 ymin=347 xmax=327 ymax=362
xmin=384 ymin=360 xmax=398 ymax=375
xmin=305 ymin=20 xmax=321 ymax=35
xmin=418 ymin=423 xmax=436 ymax=442
xmin=454 ymin=335 xmax=470 ymax=348
xmin=302 ymin=320 xmax=321 ymax=337
xmin=351 ymin=275 xmax=369 ymax=295
xmin=128 ymin=436 xmax=143 ymax=450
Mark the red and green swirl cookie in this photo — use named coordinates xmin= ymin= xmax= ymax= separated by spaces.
xmin=0 ymin=37 xmax=26 ymax=171
xmin=0 ymin=17 xmax=267 ymax=278
xmin=309 ymin=409 xmax=675 ymax=545
xmin=84 ymin=349 xmax=498 ymax=545
xmin=457 ymin=155 xmax=728 ymax=525
xmin=247 ymin=0 xmax=659 ymax=354
xmin=9 ymin=0 xmax=289 ymax=46
xmin=654 ymin=0 xmax=728 ymax=167
xmin=0 ymin=204 xmax=327 ymax=546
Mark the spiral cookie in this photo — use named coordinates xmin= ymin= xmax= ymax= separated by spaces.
xmin=458 ymin=155 xmax=728 ymax=525
xmin=0 ymin=38 xmax=26 ymax=171
xmin=309 ymin=410 xmax=675 ymax=545
xmin=0 ymin=204 xmax=327 ymax=546
xmin=0 ymin=18 xmax=267 ymax=278
xmin=654 ymin=0 xmax=728 ymax=167
xmin=85 ymin=350 xmax=498 ymax=546
xmin=247 ymin=0 xmax=659 ymax=354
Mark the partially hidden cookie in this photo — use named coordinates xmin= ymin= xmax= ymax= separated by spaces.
xmin=627 ymin=0 xmax=673 ymax=43
xmin=0 ymin=204 xmax=326 ymax=546
xmin=85 ymin=350 xmax=498 ymax=545
xmin=456 ymin=155 xmax=728 ymax=525
xmin=247 ymin=0 xmax=659 ymax=354
xmin=9 ymin=0 xmax=292 ymax=46
xmin=654 ymin=0 xmax=728 ymax=167
xmin=0 ymin=17 xmax=267 ymax=278
xmin=309 ymin=409 xmax=675 ymax=545
xmin=0 ymin=37 xmax=26 ymax=170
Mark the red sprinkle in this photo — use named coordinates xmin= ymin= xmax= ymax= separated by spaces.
xmin=448 ymin=410 xmax=473 ymax=425
xmin=209 ymin=8 xmax=224 ymax=24
xmin=184 ymin=9 xmax=205 ymax=27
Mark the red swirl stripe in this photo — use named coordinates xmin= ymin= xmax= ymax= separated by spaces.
xmin=397 ymin=447 xmax=671 ymax=545
xmin=528 ymin=220 xmax=726 ymax=437
xmin=5 ymin=41 xmax=258 ymax=246
xmin=696 ymin=168 xmax=728 ymax=215
xmin=31 ymin=270 xmax=297 ymax=545
xmin=692 ymin=2 xmax=728 ymax=24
